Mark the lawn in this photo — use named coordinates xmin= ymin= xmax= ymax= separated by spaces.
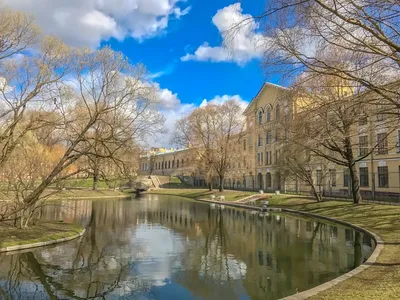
xmin=0 ymin=222 xmax=84 ymax=249
xmin=266 ymin=196 xmax=400 ymax=300
xmin=146 ymin=188 xmax=257 ymax=202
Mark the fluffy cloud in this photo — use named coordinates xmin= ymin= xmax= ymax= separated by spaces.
xmin=151 ymin=92 xmax=248 ymax=147
xmin=181 ymin=3 xmax=266 ymax=65
xmin=4 ymin=0 xmax=190 ymax=47
xmin=200 ymin=94 xmax=248 ymax=112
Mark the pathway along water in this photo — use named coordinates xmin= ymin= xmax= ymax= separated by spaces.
xmin=0 ymin=194 xmax=375 ymax=299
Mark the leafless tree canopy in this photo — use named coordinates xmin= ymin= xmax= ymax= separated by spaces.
xmin=0 ymin=7 xmax=165 ymax=225
xmin=174 ymin=100 xmax=245 ymax=192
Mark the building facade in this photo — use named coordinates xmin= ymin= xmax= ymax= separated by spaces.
xmin=140 ymin=82 xmax=400 ymax=200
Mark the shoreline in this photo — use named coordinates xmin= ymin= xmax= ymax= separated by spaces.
xmin=194 ymin=197 xmax=382 ymax=300
xmin=0 ymin=223 xmax=86 ymax=253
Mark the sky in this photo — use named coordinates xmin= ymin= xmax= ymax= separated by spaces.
xmin=4 ymin=0 xmax=279 ymax=147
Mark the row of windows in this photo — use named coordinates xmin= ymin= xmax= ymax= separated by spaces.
xmin=308 ymin=167 xmax=389 ymax=188
xmin=341 ymin=167 xmax=388 ymax=188
xmin=257 ymin=130 xmax=289 ymax=147
xmin=257 ymin=103 xmax=289 ymax=125
xmin=359 ymin=131 xmax=400 ymax=156
xmin=257 ymin=150 xmax=280 ymax=166
xmin=153 ymin=158 xmax=190 ymax=170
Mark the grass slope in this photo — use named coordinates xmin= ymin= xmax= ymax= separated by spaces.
xmin=0 ymin=222 xmax=83 ymax=248
xmin=268 ymin=196 xmax=400 ymax=300
xmin=146 ymin=188 xmax=257 ymax=202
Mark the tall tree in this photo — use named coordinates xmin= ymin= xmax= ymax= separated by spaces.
xmin=0 ymin=47 xmax=164 ymax=221
xmin=174 ymin=100 xmax=244 ymax=192
xmin=289 ymin=75 xmax=398 ymax=203
xmin=230 ymin=0 xmax=400 ymax=107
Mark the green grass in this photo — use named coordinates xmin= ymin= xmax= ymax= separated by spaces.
xmin=0 ymin=222 xmax=84 ymax=248
xmin=159 ymin=176 xmax=194 ymax=189
xmin=266 ymin=195 xmax=400 ymax=300
xmin=146 ymin=188 xmax=257 ymax=202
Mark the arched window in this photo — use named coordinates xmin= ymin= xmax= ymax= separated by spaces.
xmin=266 ymin=173 xmax=272 ymax=188
xmin=168 ymin=161 xmax=171 ymax=169
xmin=181 ymin=159 xmax=184 ymax=167
xmin=177 ymin=160 xmax=180 ymax=168
xmin=276 ymin=104 xmax=280 ymax=121
xmin=258 ymin=111 xmax=263 ymax=125
xmin=266 ymin=107 xmax=271 ymax=122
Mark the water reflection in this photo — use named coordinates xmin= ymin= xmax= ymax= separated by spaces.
xmin=0 ymin=195 xmax=375 ymax=299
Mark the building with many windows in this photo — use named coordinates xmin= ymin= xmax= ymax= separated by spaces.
xmin=140 ymin=82 xmax=400 ymax=201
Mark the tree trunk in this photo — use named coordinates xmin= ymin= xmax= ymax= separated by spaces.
xmin=310 ymin=184 xmax=321 ymax=202
xmin=208 ymin=181 xmax=213 ymax=191
xmin=92 ymin=164 xmax=99 ymax=191
xmin=349 ymin=163 xmax=362 ymax=204
xmin=219 ymin=175 xmax=224 ymax=192
xmin=344 ymin=136 xmax=362 ymax=204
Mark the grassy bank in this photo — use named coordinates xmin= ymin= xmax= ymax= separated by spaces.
xmin=0 ymin=222 xmax=84 ymax=249
xmin=145 ymin=188 xmax=257 ymax=202
xmin=267 ymin=196 xmax=400 ymax=300
xmin=0 ymin=189 xmax=129 ymax=202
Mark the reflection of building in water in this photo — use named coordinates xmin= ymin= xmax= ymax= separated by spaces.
xmin=38 ymin=200 xmax=93 ymax=224
xmin=0 ymin=197 xmax=375 ymax=300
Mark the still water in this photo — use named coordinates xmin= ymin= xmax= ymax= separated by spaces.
xmin=0 ymin=194 xmax=375 ymax=300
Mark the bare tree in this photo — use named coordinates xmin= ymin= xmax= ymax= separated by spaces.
xmin=0 ymin=47 xmax=164 ymax=221
xmin=229 ymin=0 xmax=399 ymax=107
xmin=0 ymin=7 xmax=40 ymax=61
xmin=288 ymin=74 xmax=398 ymax=203
xmin=174 ymin=100 xmax=244 ymax=192
xmin=0 ymin=35 xmax=73 ymax=166
xmin=277 ymin=142 xmax=329 ymax=202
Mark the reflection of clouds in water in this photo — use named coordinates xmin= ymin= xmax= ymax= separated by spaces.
xmin=129 ymin=224 xmax=185 ymax=287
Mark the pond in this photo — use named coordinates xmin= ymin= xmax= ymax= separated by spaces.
xmin=0 ymin=194 xmax=375 ymax=299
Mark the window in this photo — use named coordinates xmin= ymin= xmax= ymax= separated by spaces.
xmin=377 ymin=133 xmax=388 ymax=154
xmin=177 ymin=160 xmax=180 ymax=168
xmin=181 ymin=159 xmax=184 ymax=168
xmin=243 ymin=139 xmax=246 ymax=150
xmin=258 ymin=134 xmax=263 ymax=147
xmin=266 ymin=173 xmax=272 ymax=187
xmin=359 ymin=167 xmax=369 ymax=187
xmin=275 ymin=129 xmax=279 ymax=142
xmin=275 ymin=150 xmax=278 ymax=164
xmin=359 ymin=135 xmax=369 ymax=156
xmin=266 ymin=131 xmax=271 ymax=144
xmin=261 ymin=152 xmax=263 ymax=165
xmin=168 ymin=161 xmax=171 ymax=169
xmin=378 ymin=166 xmax=388 ymax=187
xmin=397 ymin=130 xmax=400 ymax=153
xmin=265 ymin=151 xmax=269 ymax=165
xmin=172 ymin=160 xmax=175 ymax=168
xmin=266 ymin=107 xmax=271 ymax=122
xmin=258 ymin=111 xmax=263 ymax=125
xmin=276 ymin=104 xmax=280 ymax=122
xmin=316 ymin=170 xmax=322 ymax=186
xmin=329 ymin=169 xmax=336 ymax=187
xmin=376 ymin=105 xmax=385 ymax=122
xmin=257 ymin=153 xmax=261 ymax=166
xmin=359 ymin=114 xmax=368 ymax=126
xmin=344 ymin=169 xmax=350 ymax=187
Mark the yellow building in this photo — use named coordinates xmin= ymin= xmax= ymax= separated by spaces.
xmin=140 ymin=81 xmax=400 ymax=201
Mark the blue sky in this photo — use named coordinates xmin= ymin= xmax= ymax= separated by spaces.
xmin=5 ymin=0 xmax=277 ymax=146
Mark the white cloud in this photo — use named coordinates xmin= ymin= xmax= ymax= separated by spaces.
xmin=153 ymin=82 xmax=180 ymax=109
xmin=3 ymin=0 xmax=190 ymax=48
xmin=181 ymin=3 xmax=266 ymax=65
xmin=152 ymin=92 xmax=248 ymax=147
xmin=200 ymin=94 xmax=248 ymax=112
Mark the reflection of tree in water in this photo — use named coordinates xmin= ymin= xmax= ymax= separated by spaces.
xmin=0 ymin=197 xmax=376 ymax=300
xmin=0 ymin=200 xmax=145 ymax=299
